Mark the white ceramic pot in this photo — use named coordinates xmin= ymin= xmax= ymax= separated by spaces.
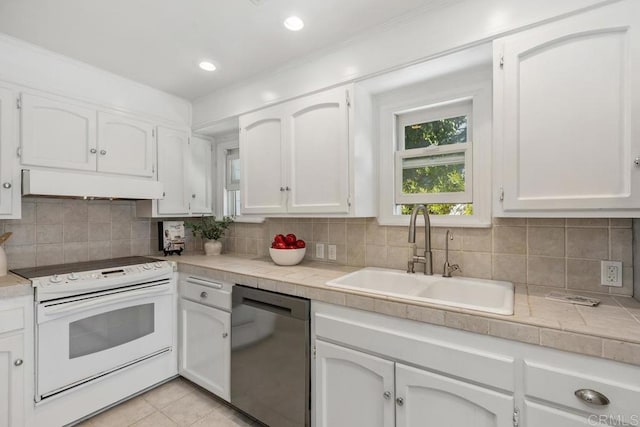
xmin=204 ymin=239 xmax=222 ymax=256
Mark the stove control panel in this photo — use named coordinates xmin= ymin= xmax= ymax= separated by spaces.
xmin=36 ymin=260 xmax=173 ymax=288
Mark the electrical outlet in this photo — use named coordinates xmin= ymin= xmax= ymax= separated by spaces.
xmin=315 ymin=243 xmax=325 ymax=259
xmin=328 ymin=245 xmax=337 ymax=261
xmin=601 ymin=260 xmax=623 ymax=287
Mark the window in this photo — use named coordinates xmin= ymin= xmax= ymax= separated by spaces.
xmin=225 ymin=148 xmax=240 ymax=216
xmin=214 ymin=133 xmax=263 ymax=222
xmin=377 ymin=70 xmax=491 ymax=227
xmin=395 ymin=100 xmax=473 ymax=216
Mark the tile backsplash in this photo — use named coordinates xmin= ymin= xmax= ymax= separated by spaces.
xmin=2 ymin=199 xmax=633 ymax=297
xmin=228 ymin=217 xmax=634 ymax=297
xmin=0 ymin=198 xmax=203 ymax=269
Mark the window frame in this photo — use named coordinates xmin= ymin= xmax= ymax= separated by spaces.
xmin=395 ymin=99 xmax=473 ymax=205
xmin=214 ymin=133 xmax=264 ymax=223
xmin=377 ymin=69 xmax=492 ymax=227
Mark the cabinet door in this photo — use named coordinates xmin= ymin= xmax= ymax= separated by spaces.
xmin=315 ymin=340 xmax=394 ymax=427
xmin=395 ymin=363 xmax=513 ymax=427
xmin=179 ymin=299 xmax=230 ymax=401
xmin=189 ymin=136 xmax=213 ymax=215
xmin=285 ymin=86 xmax=350 ymax=214
xmin=97 ymin=111 xmax=154 ymax=177
xmin=0 ymin=87 xmax=17 ymax=217
xmin=20 ymin=92 xmax=97 ymax=171
xmin=239 ymin=106 xmax=286 ymax=214
xmin=495 ymin=1 xmax=640 ymax=212
xmin=157 ymin=126 xmax=189 ymax=215
xmin=0 ymin=334 xmax=24 ymax=427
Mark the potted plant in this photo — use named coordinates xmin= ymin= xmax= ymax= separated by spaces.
xmin=186 ymin=216 xmax=234 ymax=256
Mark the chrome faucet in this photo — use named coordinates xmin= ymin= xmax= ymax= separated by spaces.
xmin=407 ymin=204 xmax=432 ymax=275
xmin=442 ymin=229 xmax=461 ymax=278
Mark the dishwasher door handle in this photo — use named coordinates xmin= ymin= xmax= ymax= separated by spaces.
xmin=242 ymin=297 xmax=293 ymax=317
xmin=233 ymin=285 xmax=310 ymax=320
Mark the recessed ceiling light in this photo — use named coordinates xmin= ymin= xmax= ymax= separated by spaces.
xmin=199 ymin=61 xmax=217 ymax=72
xmin=284 ymin=16 xmax=304 ymax=31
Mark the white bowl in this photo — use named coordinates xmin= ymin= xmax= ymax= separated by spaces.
xmin=269 ymin=247 xmax=306 ymax=266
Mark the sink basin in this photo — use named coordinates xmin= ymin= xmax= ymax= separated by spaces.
xmin=327 ymin=267 xmax=514 ymax=315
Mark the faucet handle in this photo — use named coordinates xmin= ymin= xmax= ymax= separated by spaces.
xmin=407 ymin=261 xmax=415 ymax=274
xmin=449 ymin=264 xmax=461 ymax=274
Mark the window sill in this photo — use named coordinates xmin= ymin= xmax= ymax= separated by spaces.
xmin=232 ymin=215 xmax=265 ymax=224
xmin=376 ymin=214 xmax=491 ymax=228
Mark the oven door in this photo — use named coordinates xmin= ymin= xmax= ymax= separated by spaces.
xmin=36 ymin=281 xmax=174 ymax=399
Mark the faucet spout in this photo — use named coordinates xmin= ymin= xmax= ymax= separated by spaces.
xmin=407 ymin=204 xmax=432 ymax=275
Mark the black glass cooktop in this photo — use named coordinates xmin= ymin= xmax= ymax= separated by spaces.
xmin=11 ymin=256 xmax=158 ymax=279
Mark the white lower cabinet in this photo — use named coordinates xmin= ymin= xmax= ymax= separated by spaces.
xmin=396 ymin=364 xmax=513 ymax=427
xmin=315 ymin=340 xmax=394 ymax=427
xmin=0 ymin=334 xmax=24 ymax=427
xmin=179 ymin=298 xmax=230 ymax=401
xmin=0 ymin=297 xmax=31 ymax=427
xmin=314 ymin=339 xmax=512 ymax=427
xmin=312 ymin=302 xmax=640 ymax=427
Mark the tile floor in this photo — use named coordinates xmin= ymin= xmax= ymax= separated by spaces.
xmin=77 ymin=378 xmax=262 ymax=427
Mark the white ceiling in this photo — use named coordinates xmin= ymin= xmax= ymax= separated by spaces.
xmin=0 ymin=0 xmax=447 ymax=100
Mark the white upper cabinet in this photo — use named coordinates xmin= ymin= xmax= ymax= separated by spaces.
xmin=286 ymin=88 xmax=350 ymax=214
xmin=0 ymin=87 xmax=20 ymax=218
xmin=20 ymin=92 xmax=97 ymax=171
xmin=239 ymin=84 xmax=375 ymax=217
xmin=239 ymin=105 xmax=286 ymax=214
xmin=97 ymin=111 xmax=154 ymax=177
xmin=137 ymin=131 xmax=214 ymax=218
xmin=493 ymin=1 xmax=640 ymax=216
xmin=20 ymin=91 xmax=159 ymax=182
xmin=156 ymin=126 xmax=189 ymax=216
xmin=189 ymin=136 xmax=213 ymax=215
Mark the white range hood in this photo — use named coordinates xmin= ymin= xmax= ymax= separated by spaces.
xmin=22 ymin=169 xmax=164 ymax=200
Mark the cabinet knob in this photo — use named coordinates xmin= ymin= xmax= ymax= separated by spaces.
xmin=396 ymin=397 xmax=404 ymax=406
xmin=192 ymin=194 xmax=196 ymax=198
xmin=90 ymin=148 xmax=97 ymax=154
xmin=280 ymin=187 xmax=285 ymax=192
xmin=575 ymin=389 xmax=610 ymax=406
xmin=383 ymin=391 xmax=391 ymax=400
xmin=200 ymin=291 xmax=208 ymax=299
xmin=222 ymin=332 xmax=228 ymax=338
xmin=285 ymin=186 xmax=291 ymax=191
xmin=2 ymin=182 xmax=11 ymax=189
xmin=100 ymin=149 xmax=107 ymax=155
xmin=635 ymin=157 xmax=640 ymax=167
xmin=14 ymin=359 xmax=23 ymax=367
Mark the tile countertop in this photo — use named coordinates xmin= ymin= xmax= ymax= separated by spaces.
xmin=0 ymin=272 xmax=32 ymax=299
xmin=171 ymin=254 xmax=640 ymax=366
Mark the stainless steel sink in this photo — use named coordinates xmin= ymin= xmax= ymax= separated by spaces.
xmin=327 ymin=267 xmax=514 ymax=315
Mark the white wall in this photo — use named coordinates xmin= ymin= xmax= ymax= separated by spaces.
xmin=192 ymin=0 xmax=612 ymax=129
xmin=0 ymin=33 xmax=191 ymax=126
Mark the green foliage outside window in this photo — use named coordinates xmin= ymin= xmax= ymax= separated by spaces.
xmin=399 ymin=115 xmax=472 ymax=216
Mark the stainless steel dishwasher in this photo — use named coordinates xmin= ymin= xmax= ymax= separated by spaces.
xmin=231 ymin=285 xmax=310 ymax=427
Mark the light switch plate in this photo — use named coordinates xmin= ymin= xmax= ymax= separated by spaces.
xmin=601 ymin=260 xmax=623 ymax=287
xmin=315 ymin=243 xmax=325 ymax=259
xmin=328 ymin=245 xmax=337 ymax=261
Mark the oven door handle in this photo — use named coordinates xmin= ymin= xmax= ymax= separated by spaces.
xmin=39 ymin=284 xmax=171 ymax=320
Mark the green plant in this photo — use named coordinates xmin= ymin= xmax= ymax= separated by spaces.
xmin=186 ymin=216 xmax=234 ymax=241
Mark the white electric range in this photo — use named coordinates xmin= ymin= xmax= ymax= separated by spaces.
xmin=13 ymin=257 xmax=178 ymax=426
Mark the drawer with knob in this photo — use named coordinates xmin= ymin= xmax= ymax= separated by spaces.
xmin=180 ymin=276 xmax=232 ymax=310
xmin=524 ymin=361 xmax=640 ymax=418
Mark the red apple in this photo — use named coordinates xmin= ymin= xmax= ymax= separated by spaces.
xmin=274 ymin=234 xmax=286 ymax=244
xmin=295 ymin=240 xmax=306 ymax=248
xmin=285 ymin=233 xmax=297 ymax=245
xmin=274 ymin=242 xmax=287 ymax=249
